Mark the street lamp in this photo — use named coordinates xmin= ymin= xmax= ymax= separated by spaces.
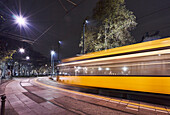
xmin=26 ymin=56 xmax=30 ymax=60
xmin=83 ymin=19 xmax=89 ymax=54
xmin=105 ymin=25 xmax=108 ymax=50
xmin=57 ymin=41 xmax=62 ymax=63
xmin=19 ymin=48 xmax=25 ymax=54
xmin=18 ymin=48 xmax=25 ymax=76
xmin=13 ymin=14 xmax=28 ymax=27
xmin=51 ymin=50 xmax=55 ymax=76
xmin=56 ymin=41 xmax=62 ymax=81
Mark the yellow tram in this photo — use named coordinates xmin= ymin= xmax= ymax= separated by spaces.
xmin=57 ymin=37 xmax=170 ymax=95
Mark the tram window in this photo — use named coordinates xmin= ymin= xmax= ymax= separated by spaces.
xmin=59 ymin=59 xmax=170 ymax=76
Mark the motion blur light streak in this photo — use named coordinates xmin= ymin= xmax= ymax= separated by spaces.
xmin=98 ymin=67 xmax=102 ymax=71
xmin=59 ymin=49 xmax=170 ymax=66
xmin=58 ymin=38 xmax=170 ymax=95
xmin=106 ymin=68 xmax=110 ymax=71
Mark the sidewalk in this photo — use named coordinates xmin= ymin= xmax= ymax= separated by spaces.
xmin=1 ymin=78 xmax=77 ymax=115
xmin=0 ymin=79 xmax=12 ymax=95
xmin=1 ymin=77 xmax=170 ymax=115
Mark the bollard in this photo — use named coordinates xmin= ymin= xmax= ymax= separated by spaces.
xmin=1 ymin=94 xmax=6 ymax=115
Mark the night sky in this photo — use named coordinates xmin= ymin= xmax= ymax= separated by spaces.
xmin=2 ymin=0 xmax=170 ymax=60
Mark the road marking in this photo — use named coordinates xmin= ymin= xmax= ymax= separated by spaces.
xmin=126 ymin=107 xmax=138 ymax=111
xmin=127 ymin=104 xmax=138 ymax=109
xmin=139 ymin=106 xmax=155 ymax=111
xmin=156 ymin=109 xmax=168 ymax=113
xmin=34 ymin=78 xmax=169 ymax=113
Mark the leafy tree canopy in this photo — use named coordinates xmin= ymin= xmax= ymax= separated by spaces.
xmin=79 ymin=0 xmax=137 ymax=53
xmin=0 ymin=49 xmax=16 ymax=62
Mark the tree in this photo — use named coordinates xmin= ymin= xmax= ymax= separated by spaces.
xmin=0 ymin=49 xmax=16 ymax=78
xmin=0 ymin=50 xmax=16 ymax=62
xmin=79 ymin=0 xmax=137 ymax=53
xmin=79 ymin=25 xmax=99 ymax=53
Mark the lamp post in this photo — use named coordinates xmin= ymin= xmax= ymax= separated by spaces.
xmin=83 ymin=20 xmax=89 ymax=54
xmin=58 ymin=41 xmax=62 ymax=63
xmin=51 ymin=50 xmax=55 ymax=76
xmin=18 ymin=48 xmax=25 ymax=76
xmin=13 ymin=14 xmax=28 ymax=76
xmin=56 ymin=41 xmax=62 ymax=81
xmin=105 ymin=25 xmax=108 ymax=50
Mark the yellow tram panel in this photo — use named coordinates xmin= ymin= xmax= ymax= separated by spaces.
xmin=59 ymin=76 xmax=170 ymax=95
xmin=62 ymin=37 xmax=170 ymax=63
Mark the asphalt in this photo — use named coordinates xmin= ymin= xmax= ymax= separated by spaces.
xmin=0 ymin=77 xmax=170 ymax=115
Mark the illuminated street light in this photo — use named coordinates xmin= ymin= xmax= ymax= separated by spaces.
xmin=58 ymin=40 xmax=62 ymax=44
xmin=26 ymin=56 xmax=30 ymax=60
xmin=85 ymin=20 xmax=89 ymax=24
xmin=19 ymin=48 xmax=25 ymax=53
xmin=18 ymin=48 xmax=25 ymax=76
xmin=51 ymin=50 xmax=55 ymax=76
xmin=57 ymin=41 xmax=62 ymax=63
xmin=13 ymin=15 xmax=28 ymax=27
xmin=56 ymin=41 xmax=62 ymax=81
xmin=83 ymin=19 xmax=89 ymax=54
xmin=51 ymin=50 xmax=55 ymax=56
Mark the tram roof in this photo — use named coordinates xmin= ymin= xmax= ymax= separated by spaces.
xmin=62 ymin=37 xmax=170 ymax=63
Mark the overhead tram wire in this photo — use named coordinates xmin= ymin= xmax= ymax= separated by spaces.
xmin=32 ymin=24 xmax=55 ymax=44
xmin=0 ymin=0 xmax=87 ymax=46
xmin=64 ymin=0 xmax=86 ymax=16
xmin=137 ymin=5 xmax=170 ymax=21
xmin=59 ymin=0 xmax=68 ymax=12
xmin=28 ymin=1 xmax=57 ymax=18
xmin=32 ymin=0 xmax=86 ymax=45
xmin=66 ymin=0 xmax=77 ymax=6
xmin=0 ymin=32 xmax=34 ymax=44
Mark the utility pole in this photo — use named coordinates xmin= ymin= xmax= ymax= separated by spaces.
xmin=105 ymin=25 xmax=108 ymax=50
xmin=83 ymin=22 xmax=85 ymax=54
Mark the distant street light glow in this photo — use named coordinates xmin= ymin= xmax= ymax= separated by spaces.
xmin=26 ymin=56 xmax=30 ymax=60
xmin=59 ymin=41 xmax=62 ymax=44
xmin=85 ymin=20 xmax=89 ymax=24
xmin=51 ymin=50 xmax=55 ymax=55
xmin=19 ymin=48 xmax=25 ymax=53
